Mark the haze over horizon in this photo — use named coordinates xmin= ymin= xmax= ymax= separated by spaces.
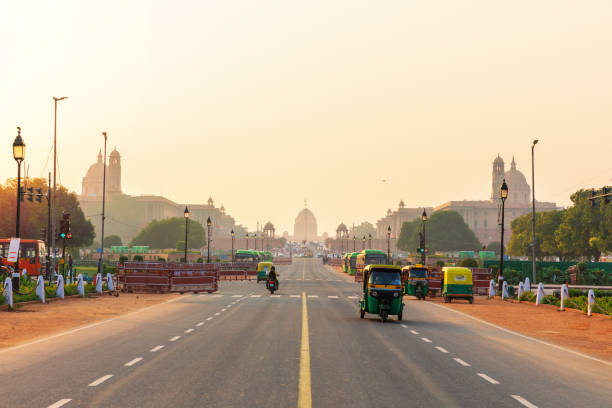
xmin=2 ymin=1 xmax=612 ymax=235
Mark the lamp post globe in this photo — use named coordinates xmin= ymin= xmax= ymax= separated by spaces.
xmin=422 ymin=209 xmax=427 ymax=222
xmin=231 ymin=229 xmax=235 ymax=262
xmin=206 ymin=216 xmax=212 ymax=263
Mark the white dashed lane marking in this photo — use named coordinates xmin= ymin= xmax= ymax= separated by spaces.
xmin=435 ymin=346 xmax=449 ymax=354
xmin=185 ymin=328 xmax=194 ymax=333
xmin=271 ymin=294 xmax=280 ymax=298
xmin=214 ymin=313 xmax=221 ymax=316
xmin=421 ymin=337 xmax=432 ymax=343
xmin=477 ymin=373 xmax=500 ymax=384
xmin=47 ymin=399 xmax=72 ymax=408
xmin=124 ymin=357 xmax=143 ymax=367
xmin=511 ymin=395 xmax=538 ymax=408
xmin=88 ymin=375 xmax=113 ymax=387
xmin=328 ymin=295 xmax=338 ymax=299
xmin=221 ymin=308 xmax=227 ymax=311
xmin=348 ymin=296 xmax=359 ymax=299
xmin=410 ymin=330 xmax=419 ymax=335
xmin=232 ymin=295 xmax=243 ymax=298
xmin=196 ymin=322 xmax=204 ymax=327
xmin=150 ymin=345 xmax=164 ymax=352
xmin=400 ymin=324 xmax=408 ymax=329
xmin=206 ymin=317 xmax=213 ymax=321
xmin=170 ymin=336 xmax=181 ymax=342
xmin=250 ymin=295 xmax=261 ymax=298
xmin=290 ymin=295 xmax=301 ymax=298
xmin=308 ymin=295 xmax=318 ymax=298
xmin=453 ymin=358 xmax=470 ymax=367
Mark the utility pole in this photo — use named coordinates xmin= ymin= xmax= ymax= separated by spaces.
xmin=51 ymin=96 xmax=67 ymax=280
xmin=98 ymin=132 xmax=107 ymax=275
xmin=531 ymin=140 xmax=538 ymax=283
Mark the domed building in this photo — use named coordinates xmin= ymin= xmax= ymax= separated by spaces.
xmin=435 ymin=155 xmax=558 ymax=244
xmin=81 ymin=148 xmax=122 ymax=198
xmin=293 ymin=207 xmax=318 ymax=242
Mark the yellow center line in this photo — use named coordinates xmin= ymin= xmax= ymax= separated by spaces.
xmin=298 ymin=291 xmax=312 ymax=408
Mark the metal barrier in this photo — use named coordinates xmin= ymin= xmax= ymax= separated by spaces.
xmin=117 ymin=262 xmax=220 ymax=293
xmin=273 ymin=257 xmax=292 ymax=265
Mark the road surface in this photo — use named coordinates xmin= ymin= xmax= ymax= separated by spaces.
xmin=0 ymin=258 xmax=609 ymax=407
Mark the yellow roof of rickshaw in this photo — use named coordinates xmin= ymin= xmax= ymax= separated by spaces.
xmin=442 ymin=267 xmax=472 ymax=284
xmin=364 ymin=264 xmax=402 ymax=272
xmin=257 ymin=261 xmax=274 ymax=271
xmin=402 ymin=264 xmax=428 ymax=271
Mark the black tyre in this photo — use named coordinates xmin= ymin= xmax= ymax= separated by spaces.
xmin=360 ymin=309 xmax=365 ymax=319
xmin=469 ymin=297 xmax=474 ymax=304
xmin=444 ymin=295 xmax=450 ymax=303
xmin=397 ymin=311 xmax=402 ymax=321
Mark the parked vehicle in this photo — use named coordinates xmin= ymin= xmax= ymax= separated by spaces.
xmin=402 ymin=264 xmax=429 ymax=300
xmin=0 ymin=238 xmax=47 ymax=276
xmin=442 ymin=267 xmax=473 ymax=303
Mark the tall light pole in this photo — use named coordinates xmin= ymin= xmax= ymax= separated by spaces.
xmin=353 ymin=235 xmax=356 ymax=252
xmin=13 ymin=127 xmax=25 ymax=288
xmin=246 ymin=233 xmax=249 ymax=250
xmin=421 ymin=209 xmax=428 ymax=264
xmin=531 ymin=140 xmax=539 ymax=283
xmin=231 ymin=229 xmax=235 ymax=262
xmin=184 ymin=206 xmax=189 ymax=263
xmin=362 ymin=236 xmax=366 ymax=250
xmin=51 ymin=96 xmax=67 ymax=278
xmin=499 ymin=179 xmax=509 ymax=294
xmin=254 ymin=233 xmax=257 ymax=251
xmin=98 ymin=132 xmax=107 ymax=274
xmin=368 ymin=233 xmax=372 ymax=250
xmin=386 ymin=225 xmax=391 ymax=263
xmin=206 ymin=217 xmax=212 ymax=263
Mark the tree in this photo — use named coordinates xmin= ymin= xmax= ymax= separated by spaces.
xmin=396 ymin=211 xmax=480 ymax=253
xmin=460 ymin=258 xmax=478 ymax=268
xmin=508 ymin=211 xmax=563 ymax=260
xmin=0 ymin=178 xmax=95 ymax=247
xmin=555 ymin=190 xmax=602 ymax=261
xmin=176 ymin=240 xmax=185 ymax=251
xmin=104 ymin=235 xmax=122 ymax=248
xmin=351 ymin=222 xmax=376 ymax=239
xmin=131 ymin=217 xmax=205 ymax=249
xmin=486 ymin=241 xmax=502 ymax=255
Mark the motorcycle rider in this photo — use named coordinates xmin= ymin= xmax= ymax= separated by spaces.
xmin=267 ymin=266 xmax=279 ymax=290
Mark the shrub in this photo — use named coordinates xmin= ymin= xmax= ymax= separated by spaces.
xmin=133 ymin=255 xmax=144 ymax=262
xmin=119 ymin=255 xmax=128 ymax=263
xmin=460 ymin=258 xmax=478 ymax=268
xmin=196 ymin=258 xmax=203 ymax=263
xmin=436 ymin=260 xmax=445 ymax=267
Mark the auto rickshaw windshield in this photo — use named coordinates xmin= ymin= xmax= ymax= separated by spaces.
xmin=369 ymin=270 xmax=401 ymax=285
xmin=409 ymin=269 xmax=428 ymax=278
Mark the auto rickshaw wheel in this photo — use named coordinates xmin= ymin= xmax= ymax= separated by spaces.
xmin=397 ymin=311 xmax=402 ymax=321
xmin=360 ymin=309 xmax=365 ymax=319
xmin=469 ymin=297 xmax=474 ymax=304
xmin=444 ymin=295 xmax=450 ymax=303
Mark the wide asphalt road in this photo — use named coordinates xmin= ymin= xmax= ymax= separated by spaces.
xmin=0 ymin=258 xmax=610 ymax=407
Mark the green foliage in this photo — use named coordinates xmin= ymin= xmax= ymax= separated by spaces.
xmin=0 ymin=293 xmax=5 ymax=305
xmin=196 ymin=258 xmax=203 ymax=263
xmin=460 ymin=258 xmax=478 ymax=268
xmin=396 ymin=211 xmax=481 ymax=253
xmin=176 ymin=241 xmax=185 ymax=251
xmin=486 ymin=241 xmax=502 ymax=255
xmin=104 ymin=235 xmax=123 ymax=248
xmin=131 ymin=217 xmax=205 ymax=249
xmin=436 ymin=260 xmax=445 ymax=267
xmin=119 ymin=255 xmax=128 ymax=263
xmin=133 ymin=255 xmax=144 ymax=262
xmin=351 ymin=222 xmax=376 ymax=239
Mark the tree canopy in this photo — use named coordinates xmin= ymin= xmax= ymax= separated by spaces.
xmin=131 ymin=217 xmax=205 ymax=249
xmin=396 ymin=210 xmax=481 ymax=253
xmin=104 ymin=235 xmax=122 ymax=248
xmin=351 ymin=222 xmax=376 ymax=239
xmin=0 ymin=178 xmax=95 ymax=247
xmin=508 ymin=188 xmax=612 ymax=261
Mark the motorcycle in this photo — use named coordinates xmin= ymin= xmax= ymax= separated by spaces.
xmin=266 ymin=279 xmax=277 ymax=294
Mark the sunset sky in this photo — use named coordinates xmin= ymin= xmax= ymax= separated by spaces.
xmin=1 ymin=1 xmax=611 ymax=235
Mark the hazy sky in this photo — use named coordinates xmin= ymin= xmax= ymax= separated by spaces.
xmin=2 ymin=1 xmax=612 ymax=235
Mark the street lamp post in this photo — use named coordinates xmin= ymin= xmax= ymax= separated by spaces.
xmin=254 ymin=233 xmax=257 ymax=251
xmin=368 ymin=233 xmax=372 ymax=250
xmin=51 ymin=96 xmax=67 ymax=279
xmin=531 ymin=140 xmax=539 ymax=283
xmin=421 ymin=209 xmax=428 ymax=264
xmin=353 ymin=236 xmax=356 ymax=252
xmin=98 ymin=132 xmax=107 ymax=276
xmin=13 ymin=127 xmax=25 ymax=288
xmin=246 ymin=233 xmax=249 ymax=250
xmin=362 ymin=236 xmax=366 ymax=250
xmin=387 ymin=226 xmax=391 ymax=263
xmin=183 ymin=206 xmax=189 ymax=263
xmin=231 ymin=229 xmax=235 ymax=262
xmin=206 ymin=217 xmax=212 ymax=263
xmin=499 ymin=179 xmax=509 ymax=294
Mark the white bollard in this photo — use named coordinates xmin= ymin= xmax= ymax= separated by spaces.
xmin=524 ymin=277 xmax=531 ymax=292
xmin=95 ymin=273 xmax=103 ymax=294
xmin=106 ymin=273 xmax=114 ymax=291
xmin=77 ymin=274 xmax=85 ymax=297
xmin=22 ymin=268 xmax=27 ymax=276
xmin=535 ymin=282 xmax=544 ymax=306
xmin=36 ymin=275 xmax=45 ymax=303
xmin=502 ymin=281 xmax=509 ymax=300
xmin=3 ymin=277 xmax=13 ymax=309
xmin=517 ymin=281 xmax=524 ymax=301
xmin=587 ymin=289 xmax=595 ymax=317
xmin=56 ymin=275 xmax=65 ymax=299
xmin=560 ymin=284 xmax=568 ymax=311
xmin=488 ymin=279 xmax=495 ymax=298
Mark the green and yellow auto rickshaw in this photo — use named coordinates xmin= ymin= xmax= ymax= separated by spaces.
xmin=360 ymin=264 xmax=404 ymax=322
xmin=348 ymin=252 xmax=359 ymax=276
xmin=402 ymin=264 xmax=429 ymax=300
xmin=342 ymin=253 xmax=350 ymax=273
xmin=257 ymin=261 xmax=274 ymax=283
xmin=442 ymin=267 xmax=473 ymax=303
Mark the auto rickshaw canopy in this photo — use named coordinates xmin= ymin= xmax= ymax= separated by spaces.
xmin=442 ymin=267 xmax=473 ymax=285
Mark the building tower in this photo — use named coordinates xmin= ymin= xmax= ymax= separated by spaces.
xmin=490 ymin=155 xmax=505 ymax=201
xmin=107 ymin=147 xmax=122 ymax=194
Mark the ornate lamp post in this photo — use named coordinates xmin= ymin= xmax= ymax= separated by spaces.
xmin=362 ymin=236 xmax=366 ymax=250
xmin=254 ymin=233 xmax=257 ymax=251
xmin=183 ymin=206 xmax=189 ymax=263
xmin=387 ymin=225 xmax=391 ymax=263
xmin=246 ymin=233 xmax=249 ymax=250
xmin=368 ymin=233 xmax=372 ymax=250
xmin=231 ymin=229 xmax=235 ymax=262
xmin=13 ymin=128 xmax=25 ymax=288
xmin=206 ymin=217 xmax=212 ymax=263
xmin=421 ymin=209 xmax=428 ymax=264
xmin=499 ymin=180 xmax=509 ymax=294
xmin=353 ymin=235 xmax=356 ymax=252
